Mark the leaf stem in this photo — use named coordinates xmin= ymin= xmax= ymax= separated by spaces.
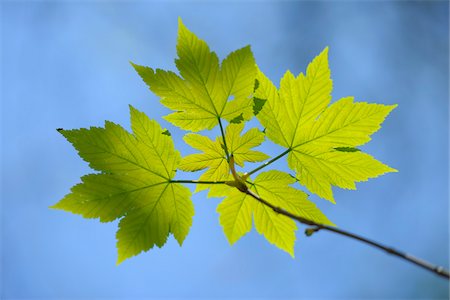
xmin=243 ymin=188 xmax=450 ymax=280
xmin=245 ymin=148 xmax=291 ymax=177
xmin=170 ymin=179 xmax=227 ymax=185
xmin=218 ymin=118 xmax=230 ymax=162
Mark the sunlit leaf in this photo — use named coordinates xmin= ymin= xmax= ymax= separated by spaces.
xmin=217 ymin=170 xmax=334 ymax=256
xmin=255 ymin=48 xmax=397 ymax=202
xmin=132 ymin=19 xmax=257 ymax=132
xmin=52 ymin=106 xmax=194 ymax=264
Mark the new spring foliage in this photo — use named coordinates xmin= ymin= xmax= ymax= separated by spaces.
xmin=52 ymin=19 xmax=396 ymax=264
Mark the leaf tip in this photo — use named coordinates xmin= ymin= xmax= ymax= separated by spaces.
xmin=116 ymin=256 xmax=125 ymax=266
xmin=178 ymin=17 xmax=188 ymax=33
xmin=129 ymin=61 xmax=141 ymax=71
xmin=288 ymin=248 xmax=295 ymax=258
xmin=116 ymin=239 xmax=131 ymax=266
xmin=48 ymin=203 xmax=60 ymax=210
xmin=388 ymin=103 xmax=398 ymax=112
xmin=174 ymin=234 xmax=188 ymax=247
xmin=388 ymin=166 xmax=399 ymax=173
xmin=128 ymin=104 xmax=138 ymax=113
xmin=129 ymin=61 xmax=143 ymax=73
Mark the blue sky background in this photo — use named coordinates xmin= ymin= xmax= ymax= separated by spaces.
xmin=1 ymin=1 xmax=449 ymax=299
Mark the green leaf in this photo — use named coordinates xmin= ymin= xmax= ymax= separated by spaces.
xmin=132 ymin=18 xmax=257 ymax=132
xmin=179 ymin=123 xmax=269 ymax=193
xmin=51 ymin=106 xmax=194 ymax=264
xmin=229 ymin=113 xmax=244 ymax=124
xmin=162 ymin=129 xmax=171 ymax=136
xmin=334 ymin=147 xmax=360 ymax=152
xmin=253 ymin=97 xmax=266 ymax=116
xmin=216 ymin=170 xmax=334 ymax=256
xmin=55 ymin=22 xmax=400 ymax=264
xmin=255 ymin=48 xmax=397 ymax=202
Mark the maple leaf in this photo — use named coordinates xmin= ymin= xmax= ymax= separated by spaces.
xmin=51 ymin=106 xmax=194 ymax=264
xmin=179 ymin=123 xmax=269 ymax=193
xmin=255 ymin=47 xmax=397 ymax=202
xmin=53 ymin=20 xmax=399 ymax=264
xmin=131 ymin=18 xmax=257 ymax=132
xmin=216 ymin=170 xmax=334 ymax=256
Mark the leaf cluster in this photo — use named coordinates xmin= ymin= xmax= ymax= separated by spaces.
xmin=52 ymin=18 xmax=396 ymax=264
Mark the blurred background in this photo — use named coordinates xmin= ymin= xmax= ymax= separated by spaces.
xmin=1 ymin=1 xmax=449 ymax=299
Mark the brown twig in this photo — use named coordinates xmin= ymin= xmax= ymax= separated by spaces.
xmin=243 ymin=188 xmax=450 ymax=280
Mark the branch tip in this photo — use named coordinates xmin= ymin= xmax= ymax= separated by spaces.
xmin=305 ymin=226 xmax=321 ymax=237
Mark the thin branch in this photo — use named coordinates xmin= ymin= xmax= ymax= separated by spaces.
xmin=170 ymin=179 xmax=227 ymax=184
xmin=244 ymin=148 xmax=291 ymax=177
xmin=175 ymin=137 xmax=449 ymax=279
xmin=218 ymin=118 xmax=230 ymax=162
xmin=244 ymin=188 xmax=450 ymax=280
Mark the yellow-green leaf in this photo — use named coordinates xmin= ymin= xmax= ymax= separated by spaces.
xmin=52 ymin=106 xmax=194 ymax=264
xmin=288 ymin=150 xmax=395 ymax=203
xmin=132 ymin=18 xmax=257 ymax=132
xmin=256 ymin=48 xmax=397 ymax=202
xmin=217 ymin=170 xmax=334 ymax=256
xmin=179 ymin=123 xmax=269 ymax=193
